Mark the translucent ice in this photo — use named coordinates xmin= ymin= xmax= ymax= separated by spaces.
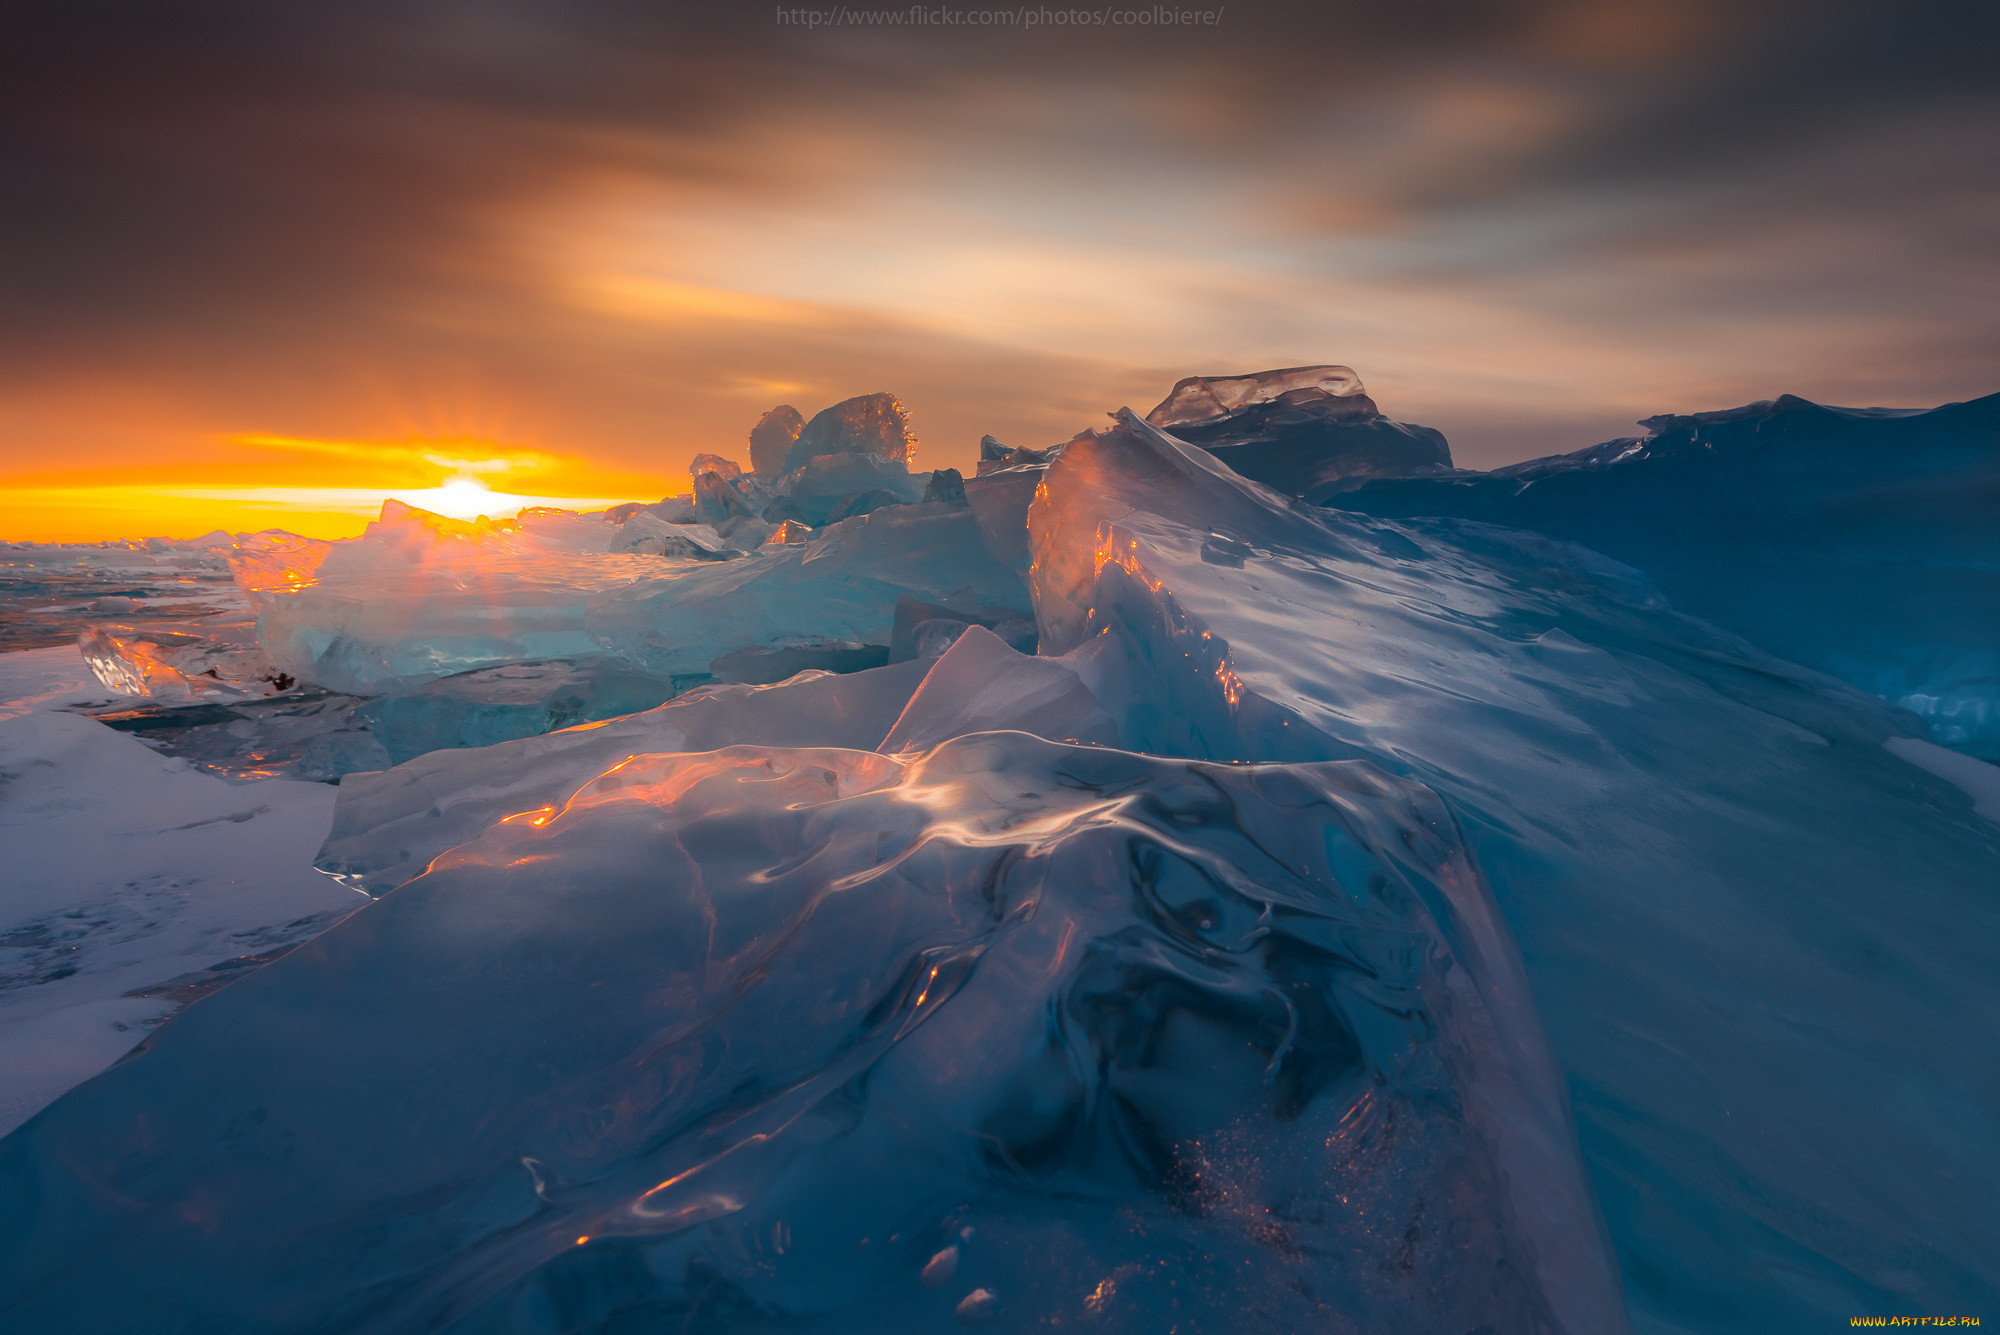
xmin=316 ymin=658 xmax=934 ymax=894
xmin=962 ymin=464 xmax=1046 ymax=570
xmin=1144 ymin=364 xmax=1370 ymax=430
xmin=748 ymin=404 xmax=806 ymax=478
xmin=608 ymin=513 xmax=732 ymax=560
xmin=878 ymin=625 xmax=1116 ymax=752
xmin=783 ymin=391 xmax=915 ymax=473
xmin=236 ymin=500 xmax=1027 ymax=695
xmin=77 ymin=619 xmax=287 ymax=701
xmin=1336 ymin=392 xmax=2000 ymax=759
xmin=1144 ymin=365 xmax=1451 ymax=503
xmin=0 ymin=733 xmax=1626 ymax=1335
xmin=1028 ymin=409 xmax=2000 ymax=1331
xmin=767 ymin=451 xmax=926 ymax=526
xmin=354 ymin=658 xmax=684 ymax=766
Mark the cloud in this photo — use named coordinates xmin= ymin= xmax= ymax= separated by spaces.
xmin=0 ymin=0 xmax=1994 ymax=533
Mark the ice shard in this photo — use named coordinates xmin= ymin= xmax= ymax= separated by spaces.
xmin=1144 ymin=365 xmax=1451 ymax=503
xmin=0 ymin=732 xmax=1626 ymax=1335
xmin=748 ymin=404 xmax=806 ymax=478
xmin=783 ymin=392 xmax=916 ymax=473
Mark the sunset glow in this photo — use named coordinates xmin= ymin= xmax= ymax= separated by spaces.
xmin=4 ymin=4 xmax=1990 ymax=544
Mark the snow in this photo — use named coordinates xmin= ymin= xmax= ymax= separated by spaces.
xmin=0 ymin=647 xmax=362 ymax=1137
xmin=1885 ymin=736 xmax=2000 ymax=824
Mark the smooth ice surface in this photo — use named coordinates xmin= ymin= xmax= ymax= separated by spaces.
xmin=1028 ymin=411 xmax=2000 ymax=1331
xmin=318 ymin=659 xmax=933 ymax=894
xmin=0 ymin=647 xmax=361 ymax=1136
xmin=0 ymin=733 xmax=1625 ymax=1335
xmin=1337 ymin=393 xmax=2000 ymax=759
xmin=240 ymin=501 xmax=1027 ymax=695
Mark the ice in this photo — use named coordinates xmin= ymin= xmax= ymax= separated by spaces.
xmin=316 ymin=659 xmax=934 ymax=894
xmin=2 ymin=539 xmax=249 ymax=651
xmin=237 ymin=499 xmax=1028 ymax=695
xmin=608 ymin=512 xmax=732 ymax=560
xmin=887 ymin=594 xmax=1037 ymax=663
xmin=0 ymin=731 xmax=1626 ymax=1334
xmin=77 ymin=618 xmax=287 ymax=701
xmin=783 ymin=391 xmax=915 ymax=473
xmin=355 ymin=658 xmax=684 ymax=766
xmin=748 ymin=404 xmax=806 ymax=478
xmin=878 ymin=625 xmax=1116 ymax=752
xmin=962 ymin=464 xmax=1047 ymax=569
xmin=1028 ymin=409 xmax=2000 ymax=1330
xmin=975 ymin=433 xmax=1057 ymax=474
xmin=1144 ymin=364 xmax=1369 ymax=430
xmin=766 ymin=450 xmax=927 ymax=526
xmin=1337 ymin=392 xmax=2000 ymax=759
xmin=688 ymin=453 xmax=743 ymax=481
xmin=709 ymin=641 xmax=887 ymax=683
xmin=921 ymin=465 xmax=966 ymax=506
xmin=1883 ymin=735 xmax=2000 ymax=824
xmin=0 ymin=647 xmax=362 ymax=1137
xmin=86 ymin=691 xmax=391 ymax=783
xmin=1143 ymin=365 xmax=1452 ymax=503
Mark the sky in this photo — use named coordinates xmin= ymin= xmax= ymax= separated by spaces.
xmin=2 ymin=0 xmax=1994 ymax=540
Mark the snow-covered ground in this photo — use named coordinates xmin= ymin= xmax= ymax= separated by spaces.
xmin=0 ymin=645 xmax=361 ymax=1135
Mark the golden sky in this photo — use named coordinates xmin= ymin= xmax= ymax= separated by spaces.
xmin=3 ymin=0 xmax=1994 ymax=540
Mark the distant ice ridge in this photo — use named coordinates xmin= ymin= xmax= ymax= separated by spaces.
xmin=0 ymin=732 xmax=1625 ymax=1335
xmin=1334 ymin=392 xmax=2000 ymax=760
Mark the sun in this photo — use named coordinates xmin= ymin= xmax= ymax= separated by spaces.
xmin=388 ymin=477 xmax=519 ymax=521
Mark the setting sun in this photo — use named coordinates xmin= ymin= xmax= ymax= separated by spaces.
xmin=0 ymin=431 xmax=659 ymax=541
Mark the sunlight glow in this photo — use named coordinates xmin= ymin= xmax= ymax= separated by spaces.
xmin=395 ymin=478 xmax=511 ymax=521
